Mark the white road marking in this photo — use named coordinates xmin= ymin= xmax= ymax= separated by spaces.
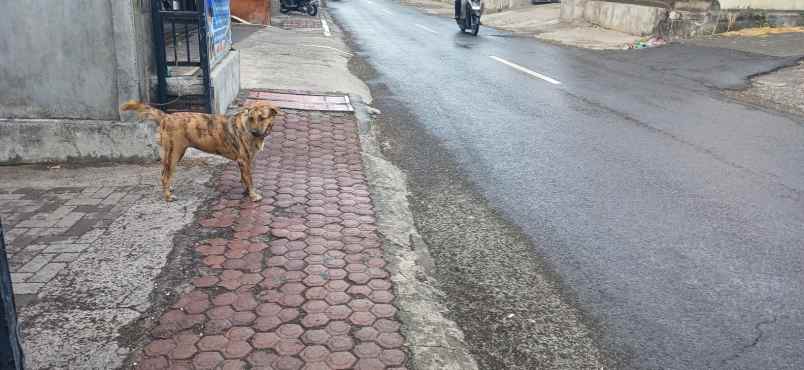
xmin=414 ymin=23 xmax=438 ymax=34
xmin=489 ymin=56 xmax=562 ymax=85
xmin=301 ymin=44 xmax=353 ymax=56
xmin=365 ymin=0 xmax=393 ymax=17
xmin=321 ymin=18 xmax=331 ymax=37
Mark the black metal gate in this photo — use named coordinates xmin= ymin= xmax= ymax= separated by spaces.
xmin=152 ymin=0 xmax=213 ymax=113
xmin=0 ymin=219 xmax=25 ymax=370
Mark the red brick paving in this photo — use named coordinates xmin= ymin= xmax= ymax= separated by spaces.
xmin=135 ymin=110 xmax=407 ymax=369
xmin=246 ymin=93 xmax=354 ymax=112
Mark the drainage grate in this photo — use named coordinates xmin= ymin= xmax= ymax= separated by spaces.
xmin=247 ymin=91 xmax=354 ymax=112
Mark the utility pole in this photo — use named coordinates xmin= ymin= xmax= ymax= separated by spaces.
xmin=0 ymin=219 xmax=24 ymax=370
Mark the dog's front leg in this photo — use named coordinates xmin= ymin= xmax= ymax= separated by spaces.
xmin=238 ymin=159 xmax=262 ymax=202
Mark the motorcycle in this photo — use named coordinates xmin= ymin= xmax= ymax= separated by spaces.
xmin=456 ymin=0 xmax=483 ymax=36
xmin=280 ymin=0 xmax=319 ymax=16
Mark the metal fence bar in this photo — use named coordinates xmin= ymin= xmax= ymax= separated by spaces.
xmin=0 ymin=219 xmax=25 ymax=370
xmin=198 ymin=0 xmax=213 ymax=113
xmin=171 ymin=20 xmax=178 ymax=65
xmin=152 ymin=0 xmax=168 ymax=105
xmin=184 ymin=23 xmax=192 ymax=65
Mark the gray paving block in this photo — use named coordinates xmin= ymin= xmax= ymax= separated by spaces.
xmin=44 ymin=243 xmax=90 ymax=254
xmin=28 ymin=262 xmax=67 ymax=283
xmin=18 ymin=254 xmax=55 ymax=273
xmin=12 ymin=282 xmax=44 ymax=295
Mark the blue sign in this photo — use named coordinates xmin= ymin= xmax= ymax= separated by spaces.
xmin=206 ymin=0 xmax=232 ymax=66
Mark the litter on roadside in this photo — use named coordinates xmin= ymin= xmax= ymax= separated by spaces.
xmin=625 ymin=35 xmax=668 ymax=49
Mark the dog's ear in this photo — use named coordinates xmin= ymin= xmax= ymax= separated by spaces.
xmin=270 ymin=106 xmax=281 ymax=117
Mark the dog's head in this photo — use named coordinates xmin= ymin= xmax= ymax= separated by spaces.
xmin=245 ymin=101 xmax=280 ymax=140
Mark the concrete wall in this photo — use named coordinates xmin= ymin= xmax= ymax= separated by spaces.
xmin=211 ymin=51 xmax=242 ymax=114
xmin=0 ymin=0 xmax=149 ymax=121
xmin=718 ymin=0 xmax=804 ymax=10
xmin=0 ymin=0 xmax=157 ymax=164
xmin=561 ymin=0 xmax=669 ymax=35
xmin=0 ymin=1 xmax=117 ymax=120
xmin=0 ymin=119 xmax=158 ymax=164
xmin=132 ymin=0 xmax=155 ymax=109
xmin=484 ymin=0 xmax=535 ymax=13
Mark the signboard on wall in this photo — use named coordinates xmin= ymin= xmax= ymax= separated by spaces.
xmin=206 ymin=0 xmax=232 ymax=66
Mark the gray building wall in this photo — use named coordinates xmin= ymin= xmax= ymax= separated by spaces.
xmin=0 ymin=0 xmax=152 ymax=121
xmin=0 ymin=0 xmax=241 ymax=164
xmin=561 ymin=0 xmax=804 ymax=36
xmin=561 ymin=0 xmax=670 ymax=35
xmin=133 ymin=0 xmax=155 ymax=107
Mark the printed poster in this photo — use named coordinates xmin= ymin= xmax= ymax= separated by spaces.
xmin=206 ymin=0 xmax=232 ymax=66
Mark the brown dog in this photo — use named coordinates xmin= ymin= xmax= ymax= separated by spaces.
xmin=121 ymin=100 xmax=279 ymax=202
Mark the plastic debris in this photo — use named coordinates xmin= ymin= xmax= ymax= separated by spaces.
xmin=624 ymin=35 xmax=668 ymax=49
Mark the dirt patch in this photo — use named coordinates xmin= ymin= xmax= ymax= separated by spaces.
xmin=720 ymin=26 xmax=804 ymax=37
xmin=725 ymin=61 xmax=804 ymax=118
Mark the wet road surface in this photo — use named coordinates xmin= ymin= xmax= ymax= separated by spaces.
xmin=328 ymin=1 xmax=804 ymax=368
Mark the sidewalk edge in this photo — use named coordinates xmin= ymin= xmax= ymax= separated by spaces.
xmin=353 ymin=97 xmax=480 ymax=370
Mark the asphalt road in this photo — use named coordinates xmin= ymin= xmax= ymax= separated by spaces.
xmin=328 ymin=1 xmax=804 ymax=369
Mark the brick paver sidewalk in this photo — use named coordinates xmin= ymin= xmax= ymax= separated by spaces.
xmin=135 ymin=109 xmax=408 ymax=369
xmin=1 ymin=186 xmax=147 ymax=295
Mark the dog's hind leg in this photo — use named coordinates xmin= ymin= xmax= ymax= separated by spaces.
xmin=161 ymin=142 xmax=187 ymax=202
xmin=159 ymin=146 xmax=170 ymax=201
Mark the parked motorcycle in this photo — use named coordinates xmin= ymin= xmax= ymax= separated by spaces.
xmin=456 ymin=0 xmax=483 ymax=35
xmin=280 ymin=0 xmax=319 ymax=16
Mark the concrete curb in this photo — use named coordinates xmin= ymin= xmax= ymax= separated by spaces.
xmin=353 ymin=97 xmax=480 ymax=370
xmin=0 ymin=119 xmax=158 ymax=164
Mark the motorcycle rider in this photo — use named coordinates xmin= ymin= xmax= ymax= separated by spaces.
xmin=454 ymin=0 xmax=482 ymax=34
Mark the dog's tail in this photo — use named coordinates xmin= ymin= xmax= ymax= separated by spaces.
xmin=121 ymin=100 xmax=166 ymax=122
